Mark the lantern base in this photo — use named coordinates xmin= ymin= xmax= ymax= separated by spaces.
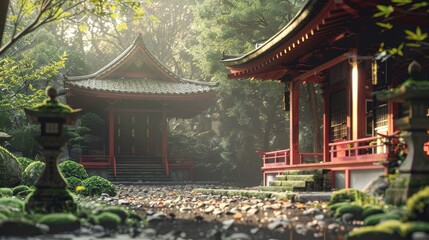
xmin=385 ymin=172 xmax=429 ymax=206
xmin=25 ymin=187 xmax=76 ymax=214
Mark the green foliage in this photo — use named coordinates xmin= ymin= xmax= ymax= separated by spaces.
xmin=0 ymin=198 xmax=25 ymax=212
xmin=80 ymin=176 xmax=116 ymax=197
xmin=364 ymin=212 xmax=402 ymax=226
xmin=335 ymin=204 xmax=364 ymax=220
xmin=399 ymin=221 xmax=429 ymax=239
xmin=330 ymin=189 xmax=367 ymax=205
xmin=363 ymin=205 xmax=385 ymax=218
xmin=0 ymin=146 xmax=21 ymax=187
xmin=80 ymin=112 xmax=105 ymax=134
xmin=101 ymin=206 xmax=129 ymax=223
xmin=6 ymin=124 xmax=39 ymax=158
xmin=406 ymin=186 xmax=429 ymax=221
xmin=59 ymin=160 xmax=88 ymax=180
xmin=37 ymin=213 xmax=80 ymax=234
xmin=89 ymin=212 xmax=121 ymax=230
xmin=12 ymin=185 xmax=30 ymax=196
xmin=346 ymin=220 xmax=404 ymax=240
xmin=16 ymin=157 xmax=35 ymax=172
xmin=65 ymin=177 xmax=82 ymax=192
xmin=0 ymin=188 xmax=13 ymax=197
xmin=21 ymin=161 xmax=45 ymax=186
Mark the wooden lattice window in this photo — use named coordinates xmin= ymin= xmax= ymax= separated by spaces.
xmin=375 ymin=103 xmax=388 ymax=129
xmin=330 ymin=89 xmax=347 ymax=141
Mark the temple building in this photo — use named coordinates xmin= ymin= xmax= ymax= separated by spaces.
xmin=222 ymin=0 xmax=429 ymax=189
xmin=65 ymin=35 xmax=217 ymax=182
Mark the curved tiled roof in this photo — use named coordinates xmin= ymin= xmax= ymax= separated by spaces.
xmin=66 ymin=78 xmax=214 ymax=95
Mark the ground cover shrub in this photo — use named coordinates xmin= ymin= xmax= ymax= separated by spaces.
xmin=0 ymin=220 xmax=46 ymax=237
xmin=37 ymin=213 xmax=80 ymax=234
xmin=399 ymin=221 xmax=429 ymax=239
xmin=0 ymin=198 xmax=25 ymax=212
xmin=89 ymin=212 xmax=121 ymax=230
xmin=364 ymin=212 xmax=402 ymax=226
xmin=406 ymin=186 xmax=429 ymax=222
xmin=80 ymin=176 xmax=116 ymax=196
xmin=16 ymin=157 xmax=35 ymax=172
xmin=59 ymin=160 xmax=88 ymax=180
xmin=328 ymin=202 xmax=350 ymax=216
xmin=362 ymin=205 xmax=384 ymax=218
xmin=330 ymin=189 xmax=367 ymax=205
xmin=65 ymin=177 xmax=82 ymax=192
xmin=0 ymin=146 xmax=21 ymax=187
xmin=335 ymin=204 xmax=364 ymax=220
xmin=346 ymin=220 xmax=403 ymax=240
xmin=12 ymin=185 xmax=30 ymax=196
xmin=100 ymin=206 xmax=129 ymax=223
xmin=0 ymin=188 xmax=13 ymax=197
xmin=21 ymin=161 xmax=45 ymax=186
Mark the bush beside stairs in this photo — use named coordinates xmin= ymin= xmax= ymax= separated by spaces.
xmin=259 ymin=170 xmax=324 ymax=192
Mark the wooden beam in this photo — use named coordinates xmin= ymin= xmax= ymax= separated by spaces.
xmin=295 ymin=52 xmax=350 ymax=82
xmin=290 ymin=80 xmax=299 ymax=165
xmin=108 ymin=109 xmax=114 ymax=164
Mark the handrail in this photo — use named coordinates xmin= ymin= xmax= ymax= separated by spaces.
xmin=299 ymin=152 xmax=323 ymax=164
xmin=163 ymin=155 xmax=169 ymax=177
xmin=257 ymin=149 xmax=290 ymax=168
xmin=328 ymin=136 xmax=386 ymax=159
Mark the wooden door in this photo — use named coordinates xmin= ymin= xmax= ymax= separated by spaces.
xmin=115 ymin=113 xmax=149 ymax=155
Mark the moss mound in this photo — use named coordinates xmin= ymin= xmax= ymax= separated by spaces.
xmin=16 ymin=157 xmax=35 ymax=171
xmin=59 ymin=160 xmax=88 ymax=180
xmin=330 ymin=189 xmax=367 ymax=205
xmin=21 ymin=161 xmax=45 ymax=186
xmin=364 ymin=212 xmax=402 ymax=226
xmin=12 ymin=185 xmax=31 ymax=197
xmin=0 ymin=198 xmax=25 ymax=212
xmin=399 ymin=221 xmax=429 ymax=239
xmin=0 ymin=188 xmax=13 ymax=197
xmin=335 ymin=204 xmax=364 ymax=220
xmin=346 ymin=220 xmax=403 ymax=240
xmin=89 ymin=212 xmax=121 ymax=230
xmin=101 ymin=206 xmax=129 ymax=223
xmin=81 ymin=176 xmax=116 ymax=196
xmin=38 ymin=213 xmax=80 ymax=234
xmin=362 ymin=205 xmax=384 ymax=218
xmin=406 ymin=186 xmax=429 ymax=222
xmin=0 ymin=220 xmax=45 ymax=237
xmin=0 ymin=146 xmax=22 ymax=187
xmin=66 ymin=176 xmax=82 ymax=192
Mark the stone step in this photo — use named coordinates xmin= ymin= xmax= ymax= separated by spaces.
xmin=275 ymin=174 xmax=317 ymax=182
xmin=282 ymin=169 xmax=323 ymax=176
xmin=269 ymin=180 xmax=306 ymax=188
xmin=256 ymin=186 xmax=294 ymax=192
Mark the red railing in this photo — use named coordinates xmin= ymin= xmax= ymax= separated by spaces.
xmin=329 ymin=136 xmax=386 ymax=161
xmin=257 ymin=149 xmax=290 ymax=168
xmin=112 ymin=155 xmax=117 ymax=177
xmin=80 ymin=155 xmax=116 ymax=176
xmin=299 ymin=152 xmax=324 ymax=163
xmin=169 ymin=157 xmax=195 ymax=180
xmin=163 ymin=155 xmax=169 ymax=177
xmin=425 ymin=142 xmax=429 ymax=155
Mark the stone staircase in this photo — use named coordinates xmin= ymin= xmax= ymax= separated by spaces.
xmin=258 ymin=170 xmax=325 ymax=192
xmin=108 ymin=156 xmax=171 ymax=183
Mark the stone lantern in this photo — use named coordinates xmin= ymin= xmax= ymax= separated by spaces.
xmin=24 ymin=87 xmax=81 ymax=213
xmin=377 ymin=61 xmax=429 ymax=205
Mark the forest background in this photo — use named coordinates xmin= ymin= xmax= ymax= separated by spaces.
xmin=0 ymin=0 xmax=324 ymax=185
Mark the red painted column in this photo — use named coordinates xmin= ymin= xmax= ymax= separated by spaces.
xmin=108 ymin=109 xmax=114 ymax=164
xmin=323 ymin=89 xmax=330 ymax=162
xmin=345 ymin=169 xmax=350 ymax=188
xmin=290 ymin=80 xmax=299 ymax=165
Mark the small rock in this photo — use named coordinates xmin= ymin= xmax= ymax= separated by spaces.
xmin=228 ymin=233 xmax=251 ymax=240
xmin=412 ymin=232 xmax=429 ymax=240
xmin=247 ymin=208 xmax=258 ymax=216
xmin=204 ymin=206 xmax=215 ymax=213
xmin=118 ymin=199 xmax=130 ymax=205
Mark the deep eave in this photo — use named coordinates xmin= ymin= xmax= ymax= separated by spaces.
xmin=221 ymin=0 xmax=380 ymax=81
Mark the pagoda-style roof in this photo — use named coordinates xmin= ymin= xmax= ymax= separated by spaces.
xmin=221 ymin=0 xmax=382 ymax=81
xmin=65 ymin=34 xmax=217 ymax=118
xmin=66 ymin=34 xmax=216 ymax=98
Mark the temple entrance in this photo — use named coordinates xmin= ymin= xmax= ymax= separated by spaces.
xmin=115 ymin=112 xmax=161 ymax=156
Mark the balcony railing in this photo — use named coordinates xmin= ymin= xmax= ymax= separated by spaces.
xmin=80 ymin=155 xmax=116 ymax=176
xmin=257 ymin=149 xmax=290 ymax=168
xmin=329 ymin=136 xmax=386 ymax=161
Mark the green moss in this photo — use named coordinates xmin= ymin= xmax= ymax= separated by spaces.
xmin=31 ymin=98 xmax=73 ymax=113
xmin=286 ymin=175 xmax=315 ymax=181
xmin=364 ymin=213 xmax=402 ymax=226
xmin=406 ymin=186 xmax=429 ymax=222
xmin=399 ymin=221 xmax=429 ymax=239
xmin=59 ymin=160 xmax=89 ymax=180
xmin=101 ymin=206 xmax=129 ymax=223
xmin=335 ymin=204 xmax=364 ymax=220
xmin=90 ymin=212 xmax=121 ymax=230
xmin=66 ymin=177 xmax=82 ymax=192
xmin=0 ymin=188 xmax=13 ymax=197
xmin=330 ymin=189 xmax=367 ymax=205
xmin=0 ymin=220 xmax=45 ymax=237
xmin=16 ymin=157 xmax=35 ymax=172
xmin=0 ymin=198 xmax=25 ymax=212
xmin=12 ymin=185 xmax=30 ymax=196
xmin=328 ymin=202 xmax=350 ymax=216
xmin=275 ymin=175 xmax=287 ymax=181
xmin=280 ymin=180 xmax=306 ymax=188
xmin=0 ymin=146 xmax=21 ymax=187
xmin=0 ymin=212 xmax=7 ymax=220
xmin=346 ymin=223 xmax=403 ymax=240
xmin=363 ymin=205 xmax=384 ymax=218
xmin=38 ymin=213 xmax=80 ymax=234
xmin=81 ymin=176 xmax=116 ymax=196
xmin=21 ymin=161 xmax=45 ymax=186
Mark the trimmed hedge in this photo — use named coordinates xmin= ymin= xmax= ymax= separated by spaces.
xmin=21 ymin=161 xmax=45 ymax=186
xmin=0 ymin=146 xmax=21 ymax=187
xmin=406 ymin=186 xmax=429 ymax=222
xmin=80 ymin=176 xmax=116 ymax=196
xmin=58 ymin=160 xmax=88 ymax=180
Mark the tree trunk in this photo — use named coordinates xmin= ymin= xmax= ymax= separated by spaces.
xmin=0 ymin=0 xmax=10 ymax=47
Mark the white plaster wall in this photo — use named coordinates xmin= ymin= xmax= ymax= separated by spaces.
xmin=350 ymin=169 xmax=384 ymax=190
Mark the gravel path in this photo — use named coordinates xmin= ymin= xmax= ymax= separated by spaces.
xmin=91 ymin=184 xmax=351 ymax=240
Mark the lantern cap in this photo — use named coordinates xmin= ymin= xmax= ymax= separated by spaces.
xmin=30 ymin=87 xmax=78 ymax=113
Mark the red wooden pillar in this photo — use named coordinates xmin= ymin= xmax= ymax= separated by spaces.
xmin=108 ymin=109 xmax=114 ymax=164
xmin=290 ymin=80 xmax=299 ymax=165
xmin=345 ymin=169 xmax=351 ymax=188
xmin=161 ymin=106 xmax=169 ymax=176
